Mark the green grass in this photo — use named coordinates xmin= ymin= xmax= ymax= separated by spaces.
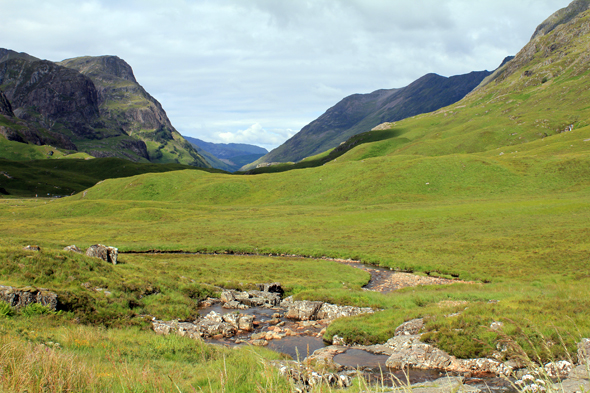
xmin=0 ymin=315 xmax=292 ymax=392
xmin=0 ymin=157 xmax=224 ymax=197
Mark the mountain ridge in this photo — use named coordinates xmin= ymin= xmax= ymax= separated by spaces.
xmin=0 ymin=50 xmax=209 ymax=167
xmin=244 ymin=69 xmax=493 ymax=169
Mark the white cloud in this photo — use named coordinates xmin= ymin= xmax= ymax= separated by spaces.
xmin=0 ymin=0 xmax=572 ymax=150
xmin=217 ymin=123 xmax=294 ymax=150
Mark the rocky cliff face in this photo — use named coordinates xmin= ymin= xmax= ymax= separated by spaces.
xmin=0 ymin=58 xmax=101 ymax=130
xmin=59 ymin=56 xmax=208 ymax=167
xmin=531 ymin=0 xmax=590 ymax=40
xmin=0 ymin=50 xmax=209 ymax=167
xmin=0 ymin=90 xmax=14 ymax=117
xmin=249 ymin=70 xmax=492 ymax=167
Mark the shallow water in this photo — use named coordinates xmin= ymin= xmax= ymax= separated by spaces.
xmin=268 ymin=336 xmax=326 ymax=360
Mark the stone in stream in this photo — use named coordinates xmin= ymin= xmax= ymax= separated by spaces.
xmin=285 ymin=300 xmax=324 ymax=321
xmin=220 ymin=289 xmax=281 ymax=308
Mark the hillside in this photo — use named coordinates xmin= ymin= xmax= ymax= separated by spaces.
xmin=0 ymin=50 xmax=210 ymax=167
xmin=184 ymin=136 xmax=267 ymax=172
xmin=245 ymin=69 xmax=493 ymax=169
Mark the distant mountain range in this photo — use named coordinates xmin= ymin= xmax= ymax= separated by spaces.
xmin=184 ymin=136 xmax=267 ymax=172
xmin=0 ymin=49 xmax=209 ymax=167
xmin=243 ymin=68 xmax=503 ymax=169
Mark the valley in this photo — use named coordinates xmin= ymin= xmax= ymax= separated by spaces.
xmin=1 ymin=1 xmax=590 ymax=392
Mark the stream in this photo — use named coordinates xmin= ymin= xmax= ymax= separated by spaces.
xmin=131 ymin=251 xmax=513 ymax=391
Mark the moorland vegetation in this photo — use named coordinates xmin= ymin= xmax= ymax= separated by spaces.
xmin=1 ymin=2 xmax=590 ymax=392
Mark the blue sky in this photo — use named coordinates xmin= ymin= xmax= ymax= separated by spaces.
xmin=1 ymin=0 xmax=571 ymax=149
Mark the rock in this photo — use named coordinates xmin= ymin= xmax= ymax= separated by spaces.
xmin=252 ymin=339 xmax=268 ymax=346
xmin=395 ymin=318 xmax=424 ymax=336
xmin=238 ymin=315 xmax=255 ymax=331
xmin=251 ymin=332 xmax=266 ymax=341
xmin=220 ymin=291 xmax=235 ymax=303
xmin=0 ymin=285 xmax=57 ymax=310
xmin=285 ymin=301 xmax=324 ymax=321
xmin=315 ymin=303 xmax=374 ymax=321
xmin=273 ymin=360 xmax=352 ymax=390
xmin=332 ymin=335 xmax=347 ymax=346
xmin=197 ymin=320 xmax=236 ymax=338
xmin=86 ymin=244 xmax=118 ymax=264
xmin=280 ymin=296 xmax=294 ymax=307
xmin=220 ymin=312 xmax=254 ymax=331
xmin=152 ymin=320 xmax=202 ymax=341
xmin=578 ymin=339 xmax=590 ymax=364
xmin=257 ymin=282 xmax=284 ymax=296
xmin=569 ymin=364 xmax=590 ymax=380
xmin=23 ymin=245 xmax=41 ymax=251
xmin=384 ymin=334 xmax=512 ymax=377
xmin=220 ymin=289 xmax=281 ymax=308
xmin=397 ymin=376 xmax=481 ymax=393
xmin=222 ymin=300 xmax=241 ymax=309
xmin=489 ymin=321 xmax=504 ymax=331
xmin=555 ymin=378 xmax=590 ymax=393
xmin=386 ymin=338 xmax=453 ymax=371
xmin=545 ymin=360 xmax=574 ymax=379
xmin=63 ymin=245 xmax=83 ymax=254
xmin=203 ymin=311 xmax=224 ymax=323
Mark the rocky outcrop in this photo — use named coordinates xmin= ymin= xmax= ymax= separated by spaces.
xmin=384 ymin=334 xmax=512 ymax=377
xmin=285 ymin=301 xmax=324 ymax=321
xmin=272 ymin=360 xmax=353 ymax=392
xmin=283 ymin=300 xmax=373 ymax=322
xmin=0 ymin=90 xmax=14 ymax=117
xmin=85 ymin=244 xmax=118 ymax=264
xmin=152 ymin=310 xmax=254 ymax=340
xmin=64 ymin=245 xmax=83 ymax=254
xmin=220 ymin=287 xmax=282 ymax=309
xmin=0 ymin=285 xmax=57 ymax=310
xmin=316 ymin=303 xmax=374 ymax=320
xmin=395 ymin=318 xmax=424 ymax=336
xmin=23 ymin=245 xmax=41 ymax=251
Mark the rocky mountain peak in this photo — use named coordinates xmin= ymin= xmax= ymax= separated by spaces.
xmin=59 ymin=55 xmax=137 ymax=83
xmin=531 ymin=0 xmax=590 ymax=40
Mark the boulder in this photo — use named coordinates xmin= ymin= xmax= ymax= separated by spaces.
xmin=316 ymin=303 xmax=374 ymax=321
xmin=152 ymin=320 xmax=202 ymax=341
xmin=545 ymin=360 xmax=574 ymax=379
xmin=23 ymin=245 xmax=40 ymax=251
xmin=86 ymin=244 xmax=118 ymax=264
xmin=63 ymin=245 xmax=83 ymax=254
xmin=578 ymin=338 xmax=590 ymax=364
xmin=285 ymin=301 xmax=324 ymax=321
xmin=220 ymin=289 xmax=280 ymax=308
xmin=0 ymin=285 xmax=57 ymax=310
xmin=198 ymin=320 xmax=235 ymax=338
xmin=257 ymin=282 xmax=284 ymax=296
xmin=395 ymin=318 xmax=424 ymax=336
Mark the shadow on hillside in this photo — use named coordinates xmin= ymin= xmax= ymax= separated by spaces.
xmin=241 ymin=128 xmax=404 ymax=175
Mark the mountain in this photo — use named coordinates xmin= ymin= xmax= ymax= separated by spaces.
xmin=184 ymin=136 xmax=267 ymax=172
xmin=0 ymin=50 xmax=209 ymax=167
xmin=244 ymin=69 xmax=493 ymax=169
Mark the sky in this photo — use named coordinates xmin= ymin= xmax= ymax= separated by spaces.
xmin=1 ymin=0 xmax=571 ymax=150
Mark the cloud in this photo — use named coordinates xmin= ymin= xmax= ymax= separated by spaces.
xmin=0 ymin=0 xmax=571 ymax=150
xmin=217 ymin=123 xmax=295 ymax=150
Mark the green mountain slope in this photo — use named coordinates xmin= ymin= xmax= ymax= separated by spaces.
xmin=0 ymin=50 xmax=209 ymax=167
xmin=0 ymin=157 xmax=219 ymax=197
xmin=245 ymin=70 xmax=493 ymax=169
